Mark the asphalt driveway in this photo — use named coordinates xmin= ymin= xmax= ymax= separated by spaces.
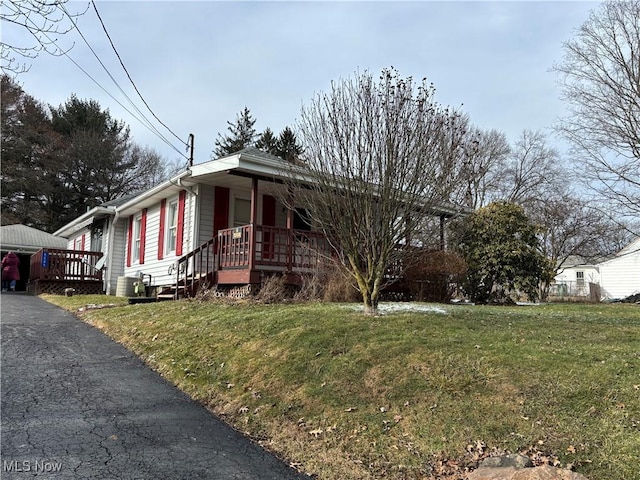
xmin=1 ymin=293 xmax=306 ymax=479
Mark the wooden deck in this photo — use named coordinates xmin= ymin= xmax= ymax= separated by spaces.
xmin=28 ymin=248 xmax=104 ymax=295
xmin=173 ymin=224 xmax=332 ymax=297
xmin=217 ymin=224 xmax=330 ymax=283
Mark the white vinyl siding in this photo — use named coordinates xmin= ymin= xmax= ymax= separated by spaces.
xmin=599 ymin=240 xmax=640 ymax=299
xmin=122 ymin=190 xmax=198 ymax=287
xmin=198 ymin=185 xmax=215 ymax=246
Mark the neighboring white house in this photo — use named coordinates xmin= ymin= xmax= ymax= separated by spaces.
xmin=553 ymin=256 xmax=602 ymax=298
xmin=598 ymin=237 xmax=640 ymax=300
xmin=552 ymin=238 xmax=640 ymax=301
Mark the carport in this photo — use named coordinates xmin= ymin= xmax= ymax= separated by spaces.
xmin=0 ymin=224 xmax=68 ymax=292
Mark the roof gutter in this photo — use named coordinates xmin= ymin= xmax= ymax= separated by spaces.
xmin=53 ymin=206 xmax=115 ymax=238
xmin=116 ymin=170 xmax=193 ymax=214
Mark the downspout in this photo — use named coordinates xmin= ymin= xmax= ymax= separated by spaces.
xmin=106 ymin=209 xmax=120 ymax=295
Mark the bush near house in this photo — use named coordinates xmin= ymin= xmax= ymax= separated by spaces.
xmin=403 ymin=250 xmax=467 ymax=302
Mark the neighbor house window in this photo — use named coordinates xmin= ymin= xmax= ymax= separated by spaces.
xmin=166 ymin=198 xmax=179 ymax=253
xmin=576 ymin=271 xmax=585 ymax=286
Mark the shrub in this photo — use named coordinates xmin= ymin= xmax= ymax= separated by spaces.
xmin=255 ymin=274 xmax=290 ymax=304
xmin=294 ymin=260 xmax=361 ymax=303
xmin=403 ymin=250 xmax=467 ymax=302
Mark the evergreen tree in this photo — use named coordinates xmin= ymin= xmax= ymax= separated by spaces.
xmin=455 ymin=201 xmax=554 ymax=304
xmin=1 ymin=75 xmax=63 ymax=230
xmin=1 ymin=75 xmax=168 ymax=232
xmin=212 ymin=107 xmax=257 ymax=158
xmin=255 ymin=127 xmax=278 ymax=154
xmin=50 ymin=96 xmax=135 ymax=226
xmin=275 ymin=126 xmax=304 ymax=163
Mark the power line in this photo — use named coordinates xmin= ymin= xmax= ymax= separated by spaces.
xmin=16 ymin=10 xmax=182 ymax=157
xmin=58 ymin=3 xmax=188 ymax=159
xmin=90 ymin=0 xmax=188 ymax=148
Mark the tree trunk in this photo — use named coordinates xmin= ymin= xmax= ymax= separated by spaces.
xmin=362 ymin=292 xmax=379 ymax=316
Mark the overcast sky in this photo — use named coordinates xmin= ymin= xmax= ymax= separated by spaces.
xmin=6 ymin=1 xmax=597 ymax=166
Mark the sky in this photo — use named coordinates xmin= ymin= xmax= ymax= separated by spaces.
xmin=4 ymin=0 xmax=598 ymax=166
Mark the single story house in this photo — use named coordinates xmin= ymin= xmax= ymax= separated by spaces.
xmin=552 ymin=237 xmax=640 ymax=301
xmin=53 ymin=148 xmax=465 ymax=298
xmin=552 ymin=255 xmax=602 ymax=299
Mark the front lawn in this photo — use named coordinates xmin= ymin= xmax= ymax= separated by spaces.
xmin=42 ymin=295 xmax=640 ymax=480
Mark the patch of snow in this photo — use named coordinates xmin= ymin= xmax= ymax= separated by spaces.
xmin=348 ymin=302 xmax=448 ymax=315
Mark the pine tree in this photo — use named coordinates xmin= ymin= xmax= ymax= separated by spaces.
xmin=275 ymin=126 xmax=303 ymax=163
xmin=255 ymin=127 xmax=278 ymax=154
xmin=212 ymin=107 xmax=257 ymax=158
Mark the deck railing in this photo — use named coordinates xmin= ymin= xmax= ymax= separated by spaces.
xmin=175 ymin=237 xmax=218 ymax=298
xmin=218 ymin=225 xmax=252 ymax=268
xmin=30 ymin=248 xmax=103 ymax=282
xmin=218 ymin=225 xmax=332 ymax=270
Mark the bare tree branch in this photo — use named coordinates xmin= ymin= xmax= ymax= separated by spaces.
xmin=553 ymin=0 xmax=640 ymax=219
xmin=1 ymin=0 xmax=88 ymax=75
xmin=282 ymin=68 xmax=468 ymax=315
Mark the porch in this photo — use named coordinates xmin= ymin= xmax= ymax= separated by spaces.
xmin=174 ymin=224 xmax=332 ymax=298
xmin=27 ymin=248 xmax=104 ymax=295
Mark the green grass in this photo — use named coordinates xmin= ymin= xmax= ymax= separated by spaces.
xmin=42 ymin=295 xmax=640 ymax=480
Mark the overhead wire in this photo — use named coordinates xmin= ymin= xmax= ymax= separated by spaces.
xmin=58 ymin=2 xmax=188 ymax=160
xmin=90 ymin=0 xmax=187 ymax=148
xmin=18 ymin=12 xmax=167 ymax=148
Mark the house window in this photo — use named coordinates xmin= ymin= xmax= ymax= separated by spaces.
xmin=166 ymin=199 xmax=179 ymax=253
xmin=293 ymin=208 xmax=312 ymax=231
xmin=576 ymin=271 xmax=585 ymax=286
xmin=234 ymin=198 xmax=251 ymax=227
xmin=91 ymin=222 xmax=104 ymax=252
xmin=133 ymin=216 xmax=142 ymax=262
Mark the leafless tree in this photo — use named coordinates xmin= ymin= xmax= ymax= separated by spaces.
xmin=553 ymin=0 xmax=640 ymax=220
xmin=453 ymin=125 xmax=511 ymax=209
xmin=284 ymin=68 xmax=468 ymax=315
xmin=533 ymin=193 xmax=622 ymax=268
xmin=1 ymin=0 xmax=87 ymax=75
xmin=126 ymin=145 xmax=174 ymax=190
xmin=498 ymin=130 xmax=563 ymax=208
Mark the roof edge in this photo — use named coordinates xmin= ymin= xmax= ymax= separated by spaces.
xmin=53 ymin=206 xmax=115 ymax=237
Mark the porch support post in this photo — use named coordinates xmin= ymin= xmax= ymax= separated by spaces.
xmin=249 ymin=177 xmax=258 ymax=271
xmin=286 ymin=193 xmax=294 ymax=273
xmin=439 ymin=214 xmax=446 ymax=251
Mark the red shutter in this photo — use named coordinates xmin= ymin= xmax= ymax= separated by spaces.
xmin=262 ymin=195 xmax=276 ymax=259
xmin=176 ymin=190 xmax=186 ymax=256
xmin=213 ymin=186 xmax=230 ymax=236
xmin=81 ymin=233 xmax=86 ymax=251
xmin=139 ymin=209 xmax=147 ymax=264
xmin=158 ymin=199 xmax=166 ymax=260
xmin=126 ymin=215 xmax=133 ymax=267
